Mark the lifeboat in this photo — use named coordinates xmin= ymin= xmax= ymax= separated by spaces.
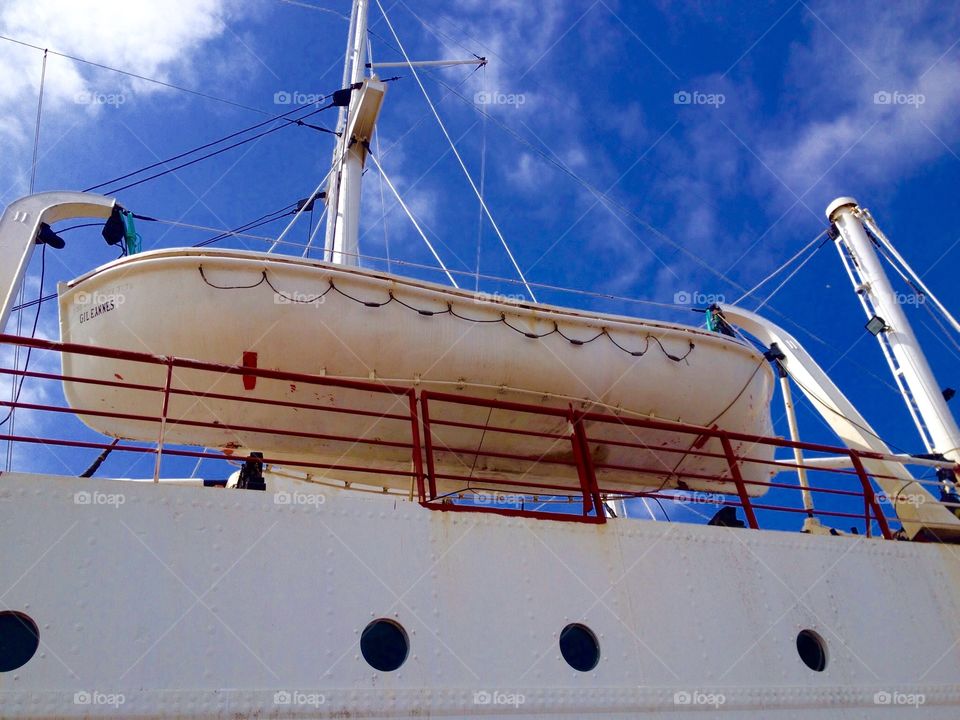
xmin=58 ymin=248 xmax=776 ymax=496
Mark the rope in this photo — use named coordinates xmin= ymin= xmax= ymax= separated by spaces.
xmin=374 ymin=0 xmax=537 ymax=302
xmin=196 ymin=266 xmax=698 ymax=363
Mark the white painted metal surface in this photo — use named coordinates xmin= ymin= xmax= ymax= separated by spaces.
xmin=2 ymin=470 xmax=960 ymax=718
xmin=57 ymin=247 xmax=776 ymax=496
xmin=0 ymin=191 xmax=115 ymax=330
xmin=828 ymin=198 xmax=960 ymax=462
xmin=323 ymin=0 xmax=375 ymax=266
xmin=723 ymin=304 xmax=960 ymax=539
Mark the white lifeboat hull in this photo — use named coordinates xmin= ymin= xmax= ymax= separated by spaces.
xmin=57 ymin=249 xmax=776 ymax=497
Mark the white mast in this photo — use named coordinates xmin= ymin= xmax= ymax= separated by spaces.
xmin=323 ymin=0 xmax=383 ymax=265
xmin=827 ymin=196 xmax=960 ymax=463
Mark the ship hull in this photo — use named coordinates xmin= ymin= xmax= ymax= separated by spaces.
xmin=1 ymin=471 xmax=959 ymax=718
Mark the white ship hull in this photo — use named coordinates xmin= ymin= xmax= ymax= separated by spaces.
xmin=1 ymin=471 xmax=958 ymax=718
xmin=57 ymin=249 xmax=776 ymax=496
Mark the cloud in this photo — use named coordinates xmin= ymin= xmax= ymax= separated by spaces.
xmin=0 ymin=0 xmax=236 ymax=197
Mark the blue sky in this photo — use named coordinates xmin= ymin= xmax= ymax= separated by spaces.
xmin=2 ymin=0 xmax=960 ymax=528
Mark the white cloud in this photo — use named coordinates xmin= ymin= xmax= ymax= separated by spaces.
xmin=0 ymin=0 xmax=236 ymax=196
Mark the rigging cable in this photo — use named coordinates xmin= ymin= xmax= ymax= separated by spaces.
xmin=872 ymin=240 xmax=960 ymax=356
xmin=474 ymin=60 xmax=488 ymax=292
xmin=374 ymin=0 xmax=537 ymax=302
xmin=8 ymin=49 xmax=49 ymax=470
xmin=0 ymin=34 xmax=270 ymax=116
xmin=752 ymin=231 xmax=829 ymax=312
xmin=98 ymin=103 xmax=337 ymax=195
xmin=1 ymin=244 xmax=47 ymax=432
xmin=366 ymin=149 xmax=459 ymax=287
xmin=84 ymin=100 xmax=335 ymax=192
xmin=734 ymin=230 xmax=828 ymax=306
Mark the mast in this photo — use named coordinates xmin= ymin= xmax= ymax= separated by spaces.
xmin=323 ymin=0 xmax=373 ymax=265
xmin=827 ymin=196 xmax=960 ymax=463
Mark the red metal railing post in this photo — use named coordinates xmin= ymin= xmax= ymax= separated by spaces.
xmin=719 ymin=434 xmax=759 ymax=529
xmin=152 ymin=358 xmax=174 ymax=483
xmin=407 ymin=389 xmax=425 ymax=502
xmin=419 ymin=391 xmax=438 ymax=500
xmin=569 ymin=408 xmax=604 ymax=522
xmin=849 ymin=451 xmax=893 ymax=540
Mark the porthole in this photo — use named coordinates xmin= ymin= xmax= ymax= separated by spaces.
xmin=559 ymin=623 xmax=600 ymax=672
xmin=0 ymin=611 xmax=40 ymax=672
xmin=796 ymin=629 xmax=827 ymax=672
xmin=360 ymin=619 xmax=408 ymax=672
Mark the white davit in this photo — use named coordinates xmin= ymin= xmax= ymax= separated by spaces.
xmin=58 ymin=248 xmax=776 ymax=495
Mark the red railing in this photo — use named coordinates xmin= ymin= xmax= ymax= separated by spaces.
xmin=0 ymin=332 xmax=950 ymax=539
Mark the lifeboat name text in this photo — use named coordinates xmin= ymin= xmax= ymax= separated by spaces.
xmin=78 ymin=300 xmax=116 ymax=324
